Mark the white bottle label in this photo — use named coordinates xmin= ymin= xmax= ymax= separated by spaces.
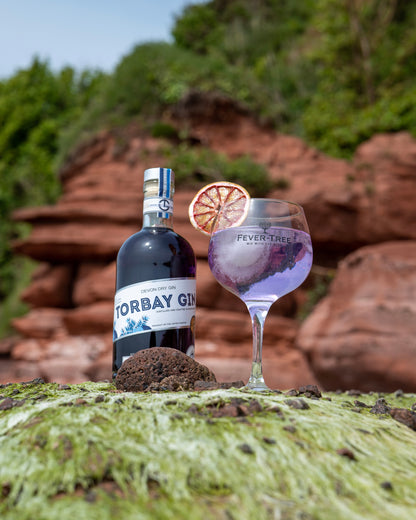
xmin=143 ymin=197 xmax=173 ymax=217
xmin=113 ymin=277 xmax=195 ymax=341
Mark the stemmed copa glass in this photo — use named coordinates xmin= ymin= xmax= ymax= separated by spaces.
xmin=208 ymin=199 xmax=313 ymax=391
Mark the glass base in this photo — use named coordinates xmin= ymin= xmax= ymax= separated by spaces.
xmin=243 ymin=380 xmax=270 ymax=392
xmin=243 ymin=362 xmax=270 ymax=392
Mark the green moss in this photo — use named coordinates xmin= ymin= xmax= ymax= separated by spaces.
xmin=1 ymin=381 xmax=416 ymax=519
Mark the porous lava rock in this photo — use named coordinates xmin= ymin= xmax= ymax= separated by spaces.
xmin=115 ymin=347 xmax=216 ymax=392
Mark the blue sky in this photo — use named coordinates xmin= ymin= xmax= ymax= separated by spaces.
xmin=0 ymin=0 xmax=203 ymax=79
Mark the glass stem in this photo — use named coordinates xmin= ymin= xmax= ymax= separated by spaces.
xmin=246 ymin=305 xmax=270 ymax=391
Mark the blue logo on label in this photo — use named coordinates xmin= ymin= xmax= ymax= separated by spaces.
xmin=158 ymin=198 xmax=171 ymax=212
xmin=119 ymin=316 xmax=152 ymax=338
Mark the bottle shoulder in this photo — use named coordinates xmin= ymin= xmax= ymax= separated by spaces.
xmin=116 ymin=228 xmax=196 ymax=285
xmin=120 ymin=227 xmax=194 ymax=252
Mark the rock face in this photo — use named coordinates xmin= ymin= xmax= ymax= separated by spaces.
xmin=3 ymin=98 xmax=416 ymax=390
xmin=171 ymin=94 xmax=416 ymax=256
xmin=297 ymin=241 xmax=416 ymax=392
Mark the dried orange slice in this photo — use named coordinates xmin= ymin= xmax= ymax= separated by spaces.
xmin=188 ymin=181 xmax=250 ymax=236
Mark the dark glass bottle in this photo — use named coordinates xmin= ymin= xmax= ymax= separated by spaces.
xmin=112 ymin=168 xmax=196 ymax=378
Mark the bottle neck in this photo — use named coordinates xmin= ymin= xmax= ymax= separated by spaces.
xmin=142 ymin=211 xmax=173 ymax=229
xmin=142 ymin=178 xmax=174 ymax=229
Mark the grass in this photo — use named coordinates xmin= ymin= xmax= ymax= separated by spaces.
xmin=0 ymin=381 xmax=416 ymax=519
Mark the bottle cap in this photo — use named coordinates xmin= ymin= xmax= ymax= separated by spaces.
xmin=144 ymin=167 xmax=174 ymax=183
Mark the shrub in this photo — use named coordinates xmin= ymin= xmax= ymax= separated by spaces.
xmin=163 ymin=143 xmax=272 ymax=196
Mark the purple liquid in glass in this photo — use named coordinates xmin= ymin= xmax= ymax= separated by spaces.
xmin=208 ymin=226 xmax=312 ymax=304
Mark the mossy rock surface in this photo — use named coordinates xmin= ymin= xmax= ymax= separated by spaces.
xmin=1 ymin=380 xmax=416 ymax=520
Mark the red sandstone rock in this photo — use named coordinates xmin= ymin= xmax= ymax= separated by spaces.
xmin=9 ymin=333 xmax=109 ymax=383
xmin=41 ymin=335 xmax=108 ymax=383
xmin=0 ymin=337 xmax=16 ymax=355
xmin=44 ymin=334 xmax=108 ymax=363
xmin=63 ymin=302 xmax=114 ymax=334
xmin=72 ymin=262 xmax=116 ymax=306
xmin=38 ymin=358 xmax=91 ymax=384
xmin=195 ymin=260 xmax=221 ymax=308
xmin=13 ymin=127 xmax=416 ymax=265
xmin=4 ymin=106 xmax=416 ymax=388
xmin=352 ymin=132 xmax=416 ymax=242
xmin=12 ymin=338 xmax=48 ymax=361
xmin=171 ymin=94 xmax=416 ymax=252
xmin=20 ymin=263 xmax=73 ymax=308
xmin=85 ymin=350 xmax=113 ymax=382
xmin=297 ymin=241 xmax=416 ymax=392
xmin=12 ymin=308 xmax=66 ymax=339
xmin=196 ymin=308 xmax=297 ymax=347
xmin=12 ymin=222 xmax=138 ymax=262
xmin=199 ymin=349 xmax=318 ymax=391
xmin=11 ymin=361 xmax=43 ymax=383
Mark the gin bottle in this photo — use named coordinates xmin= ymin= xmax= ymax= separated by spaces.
xmin=112 ymin=167 xmax=196 ymax=377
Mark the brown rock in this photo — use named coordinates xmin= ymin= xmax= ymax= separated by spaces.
xmin=297 ymin=241 xmax=416 ymax=392
xmin=11 ymin=361 xmax=43 ymax=383
xmin=12 ymin=197 xmax=139 ymax=225
xmin=12 ymin=308 xmax=66 ymax=339
xmin=84 ymin=350 xmax=113 ymax=382
xmin=0 ymin=337 xmax=17 ymax=355
xmin=390 ymin=408 xmax=416 ymax=431
xmin=63 ymin=302 xmax=114 ymax=334
xmin=21 ymin=263 xmax=73 ymax=308
xmin=195 ymin=260 xmax=221 ymax=308
xmin=44 ymin=334 xmax=108 ymax=363
xmin=196 ymin=308 xmax=297 ymax=348
xmin=173 ymin=98 xmax=416 ymax=255
xmin=12 ymin=222 xmax=137 ymax=262
xmin=198 ymin=349 xmax=318 ymax=391
xmin=147 ymin=375 xmax=195 ymax=392
xmin=11 ymin=339 xmax=48 ymax=361
xmin=72 ymin=262 xmax=116 ymax=306
xmin=38 ymin=358 xmax=90 ymax=384
xmin=37 ymin=335 xmax=109 ymax=383
xmin=115 ymin=347 xmax=216 ymax=392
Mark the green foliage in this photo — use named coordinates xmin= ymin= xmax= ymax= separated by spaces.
xmin=173 ymin=0 xmax=315 ymax=64
xmin=173 ymin=0 xmax=317 ymax=127
xmin=172 ymin=0 xmax=416 ymax=156
xmin=0 ymin=58 xmax=104 ymax=304
xmin=0 ymin=257 xmax=35 ymax=337
xmin=59 ymin=0 xmax=416 ymax=162
xmin=163 ymin=143 xmax=272 ymax=197
xmin=303 ymin=0 xmax=416 ymax=156
xmin=57 ymin=42 xmax=264 ymax=163
xmin=150 ymin=121 xmax=180 ymax=140
xmin=172 ymin=3 xmax=222 ymax=54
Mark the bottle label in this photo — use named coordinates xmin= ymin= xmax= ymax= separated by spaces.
xmin=143 ymin=197 xmax=173 ymax=218
xmin=113 ymin=277 xmax=195 ymax=342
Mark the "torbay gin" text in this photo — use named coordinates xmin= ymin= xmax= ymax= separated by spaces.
xmin=114 ymin=292 xmax=196 ymax=319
